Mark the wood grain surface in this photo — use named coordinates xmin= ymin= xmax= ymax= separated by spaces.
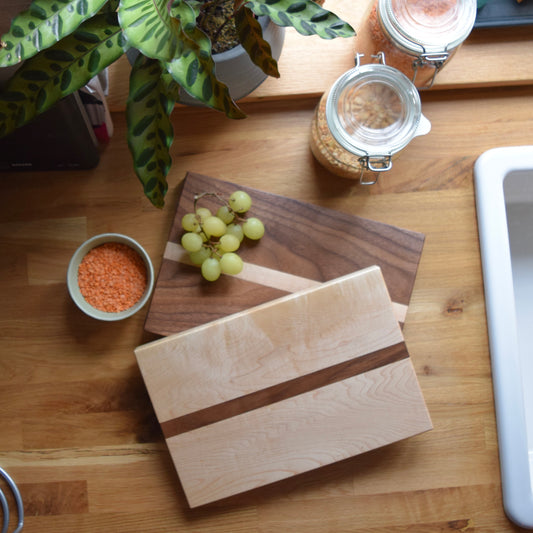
xmin=138 ymin=267 xmax=405 ymax=422
xmin=1 ymin=45 xmax=533 ymax=532
xmin=144 ymin=172 xmax=424 ymax=336
xmin=170 ymin=357 xmax=430 ymax=508
xmin=136 ymin=268 xmax=432 ymax=507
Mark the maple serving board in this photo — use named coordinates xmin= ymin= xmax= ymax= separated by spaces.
xmin=135 ymin=267 xmax=432 ymax=508
xmin=144 ymin=172 xmax=425 ymax=336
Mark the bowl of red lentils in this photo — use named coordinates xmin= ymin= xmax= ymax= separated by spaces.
xmin=67 ymin=233 xmax=154 ymax=321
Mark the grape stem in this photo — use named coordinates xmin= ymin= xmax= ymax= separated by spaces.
xmin=192 ymin=193 xmax=233 ymax=259
xmin=193 ymin=191 xmax=248 ymax=222
xmin=193 ymin=191 xmax=227 ymax=208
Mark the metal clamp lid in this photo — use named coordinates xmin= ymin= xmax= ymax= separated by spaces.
xmin=412 ymin=51 xmax=450 ymax=88
xmin=358 ymin=154 xmax=393 ymax=185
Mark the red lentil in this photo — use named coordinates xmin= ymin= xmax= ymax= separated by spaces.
xmin=78 ymin=242 xmax=147 ymax=313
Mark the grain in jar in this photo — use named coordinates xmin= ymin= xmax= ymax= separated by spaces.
xmin=355 ymin=0 xmax=477 ymax=88
xmin=310 ymin=55 xmax=431 ymax=183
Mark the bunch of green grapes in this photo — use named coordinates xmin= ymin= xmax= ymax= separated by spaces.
xmin=180 ymin=190 xmax=265 ymax=281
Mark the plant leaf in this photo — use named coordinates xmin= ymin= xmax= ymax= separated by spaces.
xmin=245 ymin=0 xmax=355 ymax=39
xmin=181 ymin=0 xmax=203 ymax=18
xmin=127 ymin=54 xmax=178 ymax=207
xmin=0 ymin=14 xmax=125 ymax=138
xmin=100 ymin=0 xmax=120 ymax=13
xmin=118 ymin=0 xmax=182 ymax=62
xmin=165 ymin=0 xmax=246 ymax=119
xmin=235 ymin=5 xmax=280 ymax=78
xmin=0 ymin=0 xmax=109 ymax=67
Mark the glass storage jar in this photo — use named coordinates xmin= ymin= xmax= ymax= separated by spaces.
xmin=310 ymin=54 xmax=431 ymax=184
xmin=356 ymin=0 xmax=477 ymax=88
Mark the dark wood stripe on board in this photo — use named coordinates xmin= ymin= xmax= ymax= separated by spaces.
xmin=160 ymin=341 xmax=408 ymax=439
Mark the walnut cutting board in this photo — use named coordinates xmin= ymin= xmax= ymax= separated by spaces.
xmin=135 ymin=267 xmax=432 ymax=508
xmin=144 ymin=172 xmax=425 ymax=336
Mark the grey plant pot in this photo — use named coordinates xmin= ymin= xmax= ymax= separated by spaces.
xmin=184 ymin=17 xmax=286 ymax=103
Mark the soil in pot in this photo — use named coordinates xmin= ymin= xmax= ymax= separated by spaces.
xmin=197 ymin=0 xmax=240 ymax=54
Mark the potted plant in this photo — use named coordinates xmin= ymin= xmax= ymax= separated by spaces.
xmin=0 ymin=0 xmax=355 ymax=207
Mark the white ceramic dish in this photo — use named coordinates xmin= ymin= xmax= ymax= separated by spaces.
xmin=474 ymin=145 xmax=533 ymax=529
xmin=67 ymin=233 xmax=154 ymax=321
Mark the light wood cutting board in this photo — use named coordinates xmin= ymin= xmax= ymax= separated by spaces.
xmin=135 ymin=266 xmax=432 ymax=508
xmin=143 ymin=172 xmax=425 ymax=336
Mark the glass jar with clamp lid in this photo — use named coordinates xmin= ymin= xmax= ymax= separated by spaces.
xmin=356 ymin=0 xmax=477 ymax=89
xmin=310 ymin=53 xmax=431 ymax=184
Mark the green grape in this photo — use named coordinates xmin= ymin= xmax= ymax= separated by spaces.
xmin=184 ymin=190 xmax=265 ymax=282
xmin=181 ymin=212 xmax=199 ymax=232
xmin=181 ymin=232 xmax=203 ymax=252
xmin=243 ymin=217 xmax=265 ymax=240
xmin=189 ymin=246 xmax=210 ymax=265
xmin=219 ymin=234 xmax=240 ymax=253
xmin=203 ymin=216 xmax=227 ymax=238
xmin=201 ymin=257 xmax=221 ymax=281
xmin=220 ymin=252 xmax=244 ymax=275
xmin=217 ymin=205 xmax=235 ymax=225
xmin=229 ymin=191 xmax=252 ymax=213
xmin=226 ymin=223 xmax=244 ymax=242
xmin=195 ymin=207 xmax=212 ymax=223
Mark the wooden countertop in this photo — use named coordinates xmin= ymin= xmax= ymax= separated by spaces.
xmin=105 ymin=1 xmax=533 ymax=111
xmin=1 ymin=4 xmax=533 ymax=531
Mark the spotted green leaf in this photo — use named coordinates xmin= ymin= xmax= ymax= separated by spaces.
xmin=165 ymin=0 xmax=245 ymax=119
xmin=0 ymin=14 xmax=125 ymax=138
xmin=118 ymin=0 xmax=182 ymax=62
xmin=235 ymin=5 xmax=279 ymax=78
xmin=126 ymin=54 xmax=179 ymax=207
xmin=0 ymin=0 xmax=109 ymax=67
xmin=245 ymin=0 xmax=355 ymax=39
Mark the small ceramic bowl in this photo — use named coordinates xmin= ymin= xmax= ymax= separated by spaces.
xmin=67 ymin=233 xmax=154 ymax=321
